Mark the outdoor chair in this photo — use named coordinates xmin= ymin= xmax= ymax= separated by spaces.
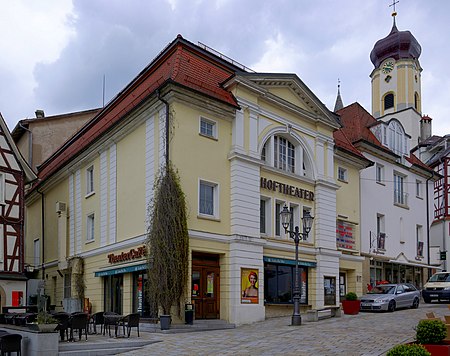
xmin=119 ymin=313 xmax=140 ymax=337
xmin=69 ymin=313 xmax=88 ymax=341
xmin=0 ymin=333 xmax=22 ymax=356
xmin=53 ymin=312 xmax=70 ymax=341
xmin=89 ymin=312 xmax=104 ymax=334
xmin=103 ymin=312 xmax=119 ymax=336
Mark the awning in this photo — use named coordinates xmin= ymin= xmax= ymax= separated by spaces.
xmin=94 ymin=263 xmax=147 ymax=277
xmin=263 ymin=256 xmax=317 ymax=267
xmin=387 ymin=260 xmax=441 ymax=269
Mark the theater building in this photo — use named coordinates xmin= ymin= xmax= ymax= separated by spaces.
xmin=24 ymin=35 xmax=365 ymax=325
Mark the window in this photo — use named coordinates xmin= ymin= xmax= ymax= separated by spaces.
xmin=200 ymin=117 xmax=217 ymax=139
xmin=376 ymin=164 xmax=384 ymax=183
xmin=0 ymin=173 xmax=4 ymax=204
xmin=264 ymin=262 xmax=308 ymax=304
xmin=338 ymin=167 xmax=347 ymax=182
xmin=260 ymin=200 xmax=267 ymax=234
xmin=86 ymin=166 xmax=94 ymax=196
xmin=86 ymin=213 xmax=95 ymax=242
xmin=415 ymin=92 xmax=420 ymax=111
xmin=416 ymin=180 xmax=422 ymax=198
xmin=375 ymin=214 xmax=386 ymax=250
xmin=275 ymin=202 xmax=282 ymax=236
xmin=199 ymin=180 xmax=218 ymax=217
xmin=33 ymin=239 xmax=40 ymax=268
xmin=274 ymin=136 xmax=295 ymax=173
xmin=384 ymin=93 xmax=394 ymax=110
xmin=416 ymin=225 xmax=423 ymax=257
xmin=64 ymin=273 xmax=72 ymax=299
xmin=394 ymin=173 xmax=407 ymax=206
xmin=388 ymin=121 xmax=407 ymax=156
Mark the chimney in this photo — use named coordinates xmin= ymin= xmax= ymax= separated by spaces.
xmin=35 ymin=110 xmax=45 ymax=118
xmin=419 ymin=115 xmax=432 ymax=142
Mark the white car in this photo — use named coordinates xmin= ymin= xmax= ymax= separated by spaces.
xmin=360 ymin=283 xmax=420 ymax=312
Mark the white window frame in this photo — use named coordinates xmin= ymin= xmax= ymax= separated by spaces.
xmin=338 ymin=167 xmax=347 ymax=182
xmin=416 ymin=179 xmax=422 ymax=198
xmin=394 ymin=172 xmax=408 ymax=206
xmin=86 ymin=165 xmax=95 ymax=196
xmin=199 ymin=117 xmax=218 ymax=139
xmin=86 ymin=213 xmax=95 ymax=242
xmin=376 ymin=164 xmax=384 ymax=184
xmin=198 ymin=180 xmax=219 ymax=219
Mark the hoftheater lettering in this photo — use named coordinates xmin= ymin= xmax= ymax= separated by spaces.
xmin=108 ymin=246 xmax=147 ymax=264
xmin=260 ymin=177 xmax=314 ymax=201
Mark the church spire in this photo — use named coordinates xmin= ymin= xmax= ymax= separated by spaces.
xmin=334 ymin=79 xmax=344 ymax=112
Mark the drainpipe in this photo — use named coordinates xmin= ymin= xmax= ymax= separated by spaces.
xmin=37 ymin=189 xmax=45 ymax=281
xmin=426 ymin=173 xmax=433 ymax=278
xmin=18 ymin=122 xmax=33 ymax=169
xmin=157 ymin=90 xmax=170 ymax=169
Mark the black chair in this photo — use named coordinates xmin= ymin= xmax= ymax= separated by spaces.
xmin=119 ymin=313 xmax=140 ymax=337
xmin=69 ymin=313 xmax=88 ymax=341
xmin=0 ymin=333 xmax=22 ymax=356
xmin=89 ymin=312 xmax=104 ymax=334
xmin=53 ymin=312 xmax=70 ymax=341
xmin=103 ymin=312 xmax=119 ymax=336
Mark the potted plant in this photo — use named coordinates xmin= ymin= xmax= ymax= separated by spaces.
xmin=415 ymin=319 xmax=450 ymax=355
xmin=341 ymin=292 xmax=361 ymax=315
xmin=27 ymin=312 xmax=58 ymax=332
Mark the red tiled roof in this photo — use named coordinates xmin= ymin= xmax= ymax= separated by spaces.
xmin=406 ymin=152 xmax=433 ymax=172
xmin=333 ymin=128 xmax=367 ymax=160
xmin=36 ymin=36 xmax=239 ymax=184
xmin=336 ymin=102 xmax=387 ymax=151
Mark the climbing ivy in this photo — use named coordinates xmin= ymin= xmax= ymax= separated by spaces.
xmin=146 ymin=163 xmax=189 ymax=316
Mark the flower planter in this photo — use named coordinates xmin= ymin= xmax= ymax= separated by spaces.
xmin=27 ymin=323 xmax=58 ymax=332
xmin=341 ymin=300 xmax=361 ymax=315
xmin=422 ymin=341 xmax=450 ymax=356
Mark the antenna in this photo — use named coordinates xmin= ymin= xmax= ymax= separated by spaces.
xmin=102 ymin=74 xmax=106 ymax=107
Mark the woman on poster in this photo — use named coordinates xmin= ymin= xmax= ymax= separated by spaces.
xmin=243 ymin=271 xmax=258 ymax=297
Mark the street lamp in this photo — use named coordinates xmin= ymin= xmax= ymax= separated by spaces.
xmin=280 ymin=204 xmax=314 ymax=326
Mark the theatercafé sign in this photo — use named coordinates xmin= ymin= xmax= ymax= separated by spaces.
xmin=260 ymin=177 xmax=314 ymax=201
xmin=108 ymin=246 xmax=147 ymax=264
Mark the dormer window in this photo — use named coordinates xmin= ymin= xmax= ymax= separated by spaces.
xmin=388 ymin=120 xmax=407 ymax=156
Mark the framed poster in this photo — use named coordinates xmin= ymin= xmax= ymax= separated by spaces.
xmin=241 ymin=268 xmax=259 ymax=304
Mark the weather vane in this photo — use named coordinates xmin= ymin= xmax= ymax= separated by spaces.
xmin=389 ymin=0 xmax=399 ymax=17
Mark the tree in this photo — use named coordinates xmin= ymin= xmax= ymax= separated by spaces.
xmin=146 ymin=163 xmax=189 ymax=316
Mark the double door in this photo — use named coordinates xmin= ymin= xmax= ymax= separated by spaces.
xmin=191 ymin=266 xmax=219 ymax=319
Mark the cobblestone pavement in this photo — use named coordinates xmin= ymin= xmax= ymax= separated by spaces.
xmin=122 ymin=303 xmax=449 ymax=356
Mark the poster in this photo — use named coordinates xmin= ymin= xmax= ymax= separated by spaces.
xmin=241 ymin=268 xmax=259 ymax=304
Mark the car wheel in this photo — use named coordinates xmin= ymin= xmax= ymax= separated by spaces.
xmin=388 ymin=300 xmax=396 ymax=312
xmin=411 ymin=297 xmax=419 ymax=309
xmin=423 ymin=297 xmax=431 ymax=303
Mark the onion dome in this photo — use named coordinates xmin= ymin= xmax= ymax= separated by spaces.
xmin=370 ymin=21 xmax=421 ymax=68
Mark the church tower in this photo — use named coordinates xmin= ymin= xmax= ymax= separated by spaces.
xmin=369 ymin=10 xmax=424 ymax=144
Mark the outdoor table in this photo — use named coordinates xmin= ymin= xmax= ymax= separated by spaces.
xmin=103 ymin=315 xmax=125 ymax=337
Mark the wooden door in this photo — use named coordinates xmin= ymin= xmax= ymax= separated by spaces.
xmin=191 ymin=266 xmax=219 ymax=319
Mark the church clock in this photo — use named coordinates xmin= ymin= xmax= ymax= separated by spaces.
xmin=382 ymin=60 xmax=394 ymax=74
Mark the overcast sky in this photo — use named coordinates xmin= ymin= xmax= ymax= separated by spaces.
xmin=0 ymin=0 xmax=449 ymax=136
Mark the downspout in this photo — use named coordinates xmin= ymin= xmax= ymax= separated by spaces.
xmin=37 ymin=188 xmax=45 ymax=281
xmin=426 ymin=173 xmax=433 ymax=278
xmin=18 ymin=122 xmax=33 ymax=169
xmin=157 ymin=90 xmax=170 ymax=168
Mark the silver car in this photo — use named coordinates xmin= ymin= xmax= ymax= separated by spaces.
xmin=360 ymin=283 xmax=420 ymax=312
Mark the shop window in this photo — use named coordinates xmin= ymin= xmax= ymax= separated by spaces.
xmin=264 ymin=262 xmax=307 ymax=304
xmin=324 ymin=276 xmax=336 ymax=305
xmin=133 ymin=272 xmax=156 ymax=318
xmin=104 ymin=275 xmax=123 ymax=314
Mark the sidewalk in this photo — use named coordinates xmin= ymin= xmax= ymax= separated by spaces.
xmin=61 ymin=303 xmax=450 ymax=355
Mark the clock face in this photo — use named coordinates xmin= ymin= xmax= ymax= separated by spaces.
xmin=382 ymin=61 xmax=394 ymax=74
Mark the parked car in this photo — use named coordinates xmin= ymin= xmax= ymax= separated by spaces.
xmin=360 ymin=283 xmax=420 ymax=312
xmin=422 ymin=272 xmax=450 ymax=303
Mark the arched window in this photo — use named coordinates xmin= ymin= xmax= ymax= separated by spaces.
xmin=388 ymin=120 xmax=407 ymax=156
xmin=261 ymin=135 xmax=312 ymax=177
xmin=414 ymin=92 xmax=420 ymax=111
xmin=384 ymin=93 xmax=394 ymax=110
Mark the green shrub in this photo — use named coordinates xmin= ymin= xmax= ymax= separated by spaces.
xmin=387 ymin=344 xmax=430 ymax=356
xmin=345 ymin=292 xmax=358 ymax=301
xmin=416 ymin=319 xmax=447 ymax=344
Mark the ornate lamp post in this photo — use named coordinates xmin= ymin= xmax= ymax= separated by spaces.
xmin=280 ymin=204 xmax=314 ymax=326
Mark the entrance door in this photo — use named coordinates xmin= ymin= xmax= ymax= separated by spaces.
xmin=191 ymin=266 xmax=219 ymax=319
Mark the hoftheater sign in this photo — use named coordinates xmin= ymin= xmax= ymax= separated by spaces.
xmin=260 ymin=177 xmax=314 ymax=201
xmin=108 ymin=246 xmax=147 ymax=264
